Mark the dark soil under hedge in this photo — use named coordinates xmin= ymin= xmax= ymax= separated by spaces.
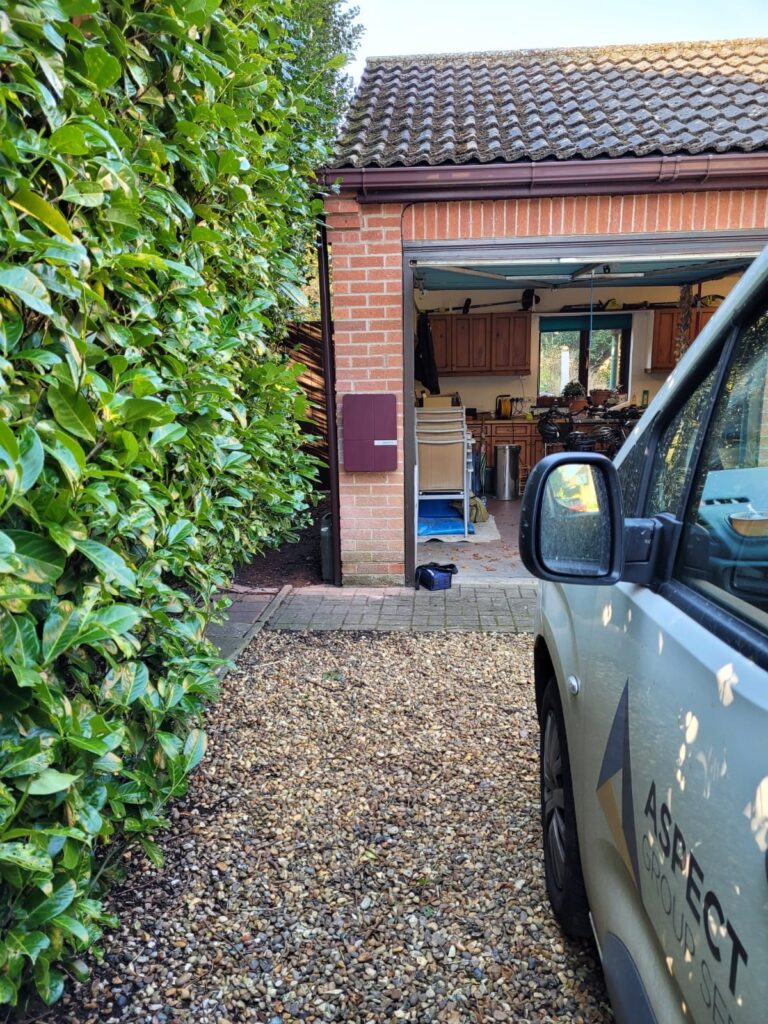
xmin=233 ymin=498 xmax=327 ymax=589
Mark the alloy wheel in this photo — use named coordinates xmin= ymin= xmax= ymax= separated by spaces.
xmin=542 ymin=709 xmax=566 ymax=891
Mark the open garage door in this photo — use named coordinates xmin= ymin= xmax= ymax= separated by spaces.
xmin=403 ymin=231 xmax=768 ymax=585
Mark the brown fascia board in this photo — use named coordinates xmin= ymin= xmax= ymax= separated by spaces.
xmin=320 ymin=153 xmax=768 ymax=203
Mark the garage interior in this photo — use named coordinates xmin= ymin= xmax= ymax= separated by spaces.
xmin=409 ymin=246 xmax=757 ymax=584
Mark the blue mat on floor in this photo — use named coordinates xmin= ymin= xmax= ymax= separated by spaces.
xmin=417 ymin=518 xmax=474 ymax=536
xmin=417 ymin=499 xmax=474 ymax=536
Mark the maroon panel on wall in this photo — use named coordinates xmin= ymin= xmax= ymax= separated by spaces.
xmin=342 ymin=393 xmax=397 ymax=471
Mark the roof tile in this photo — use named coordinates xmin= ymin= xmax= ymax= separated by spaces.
xmin=332 ymin=38 xmax=768 ymax=166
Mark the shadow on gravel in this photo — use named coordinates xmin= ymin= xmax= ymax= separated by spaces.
xmin=47 ymin=631 xmax=612 ymax=1024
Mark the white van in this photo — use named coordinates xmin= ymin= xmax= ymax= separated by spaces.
xmin=519 ymin=249 xmax=768 ymax=1024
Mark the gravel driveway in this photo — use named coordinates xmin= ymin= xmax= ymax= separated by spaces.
xmin=53 ymin=631 xmax=612 ymax=1024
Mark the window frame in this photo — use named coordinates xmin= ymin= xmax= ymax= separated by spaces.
xmin=537 ymin=318 xmax=631 ymax=395
xmin=625 ymin=293 xmax=768 ymax=669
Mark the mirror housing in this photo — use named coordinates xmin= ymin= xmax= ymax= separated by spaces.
xmin=519 ymin=452 xmax=624 ymax=585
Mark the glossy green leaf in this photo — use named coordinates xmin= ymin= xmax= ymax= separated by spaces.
xmin=67 ymin=734 xmax=109 ymax=755
xmin=92 ymin=751 xmax=122 ymax=773
xmin=102 ymin=661 xmax=148 ymax=705
xmin=77 ymin=604 xmax=144 ymax=645
xmin=41 ymin=426 xmax=86 ymax=485
xmin=48 ymin=124 xmax=89 ymax=155
xmin=0 ymin=610 xmax=40 ymax=665
xmin=10 ymin=188 xmax=74 ymax=242
xmin=149 ymin=422 xmax=187 ymax=447
xmin=75 ymin=540 xmax=135 ymax=588
xmin=27 ymin=770 xmax=79 ymax=795
xmin=47 ymin=383 xmax=97 ymax=442
xmin=5 ymin=929 xmax=50 ymax=963
xmin=42 ymin=602 xmax=82 ymax=664
xmin=0 ymin=977 xmax=16 ymax=1005
xmin=157 ymin=731 xmax=183 ymax=759
xmin=139 ymin=836 xmax=164 ymax=868
xmin=51 ymin=914 xmax=89 ymax=943
xmin=18 ymin=428 xmax=45 ymax=495
xmin=34 ymin=962 xmax=65 ymax=1005
xmin=84 ymin=45 xmax=121 ymax=90
xmin=0 ymin=843 xmax=53 ymax=874
xmin=0 ymin=266 xmax=54 ymax=316
xmin=4 ymin=531 xmax=65 ymax=583
xmin=183 ymin=728 xmax=207 ymax=771
xmin=0 ymin=420 xmax=20 ymax=467
xmin=0 ymin=530 xmax=18 ymax=574
xmin=119 ymin=397 xmax=176 ymax=425
xmin=12 ymin=348 xmax=61 ymax=367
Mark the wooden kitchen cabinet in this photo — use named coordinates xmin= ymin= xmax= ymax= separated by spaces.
xmin=466 ymin=419 xmax=543 ymax=492
xmin=452 ymin=315 xmax=491 ymax=373
xmin=427 ymin=311 xmax=531 ymax=376
xmin=649 ymin=308 xmax=680 ymax=373
xmin=649 ymin=306 xmax=720 ymax=374
xmin=429 ymin=315 xmax=452 ymax=374
xmin=694 ymin=307 xmax=716 ymax=334
xmin=491 ymin=313 xmax=531 ymax=373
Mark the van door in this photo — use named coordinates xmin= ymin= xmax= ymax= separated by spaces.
xmin=580 ymin=305 xmax=768 ymax=1023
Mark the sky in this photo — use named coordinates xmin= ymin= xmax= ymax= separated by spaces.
xmin=344 ymin=0 xmax=768 ymax=81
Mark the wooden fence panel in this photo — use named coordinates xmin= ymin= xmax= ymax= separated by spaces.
xmin=287 ymin=321 xmax=330 ymax=487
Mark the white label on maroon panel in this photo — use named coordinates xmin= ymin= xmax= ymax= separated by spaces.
xmin=374 ymin=439 xmax=397 ymax=446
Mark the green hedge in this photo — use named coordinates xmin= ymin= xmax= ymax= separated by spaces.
xmin=0 ymin=0 xmax=338 ymax=1009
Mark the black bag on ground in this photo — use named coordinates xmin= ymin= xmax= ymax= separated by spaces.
xmin=414 ymin=562 xmax=458 ymax=591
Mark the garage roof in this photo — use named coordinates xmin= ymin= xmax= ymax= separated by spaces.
xmin=333 ymin=39 xmax=768 ymax=168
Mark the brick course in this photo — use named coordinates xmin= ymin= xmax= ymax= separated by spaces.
xmin=327 ymin=189 xmax=768 ymax=585
xmin=402 ymin=190 xmax=768 ymax=240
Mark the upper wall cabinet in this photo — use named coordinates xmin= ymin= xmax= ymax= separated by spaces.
xmin=491 ymin=313 xmax=531 ymax=374
xmin=428 ymin=312 xmax=531 ymax=376
xmin=429 ymin=314 xmax=452 ymax=374
xmin=452 ymin=315 xmax=491 ymax=373
xmin=648 ymin=306 xmax=718 ymax=373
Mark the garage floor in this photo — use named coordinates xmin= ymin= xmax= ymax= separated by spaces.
xmin=417 ymin=497 xmax=532 ymax=585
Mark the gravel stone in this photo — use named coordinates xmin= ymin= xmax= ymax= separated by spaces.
xmin=48 ymin=630 xmax=612 ymax=1024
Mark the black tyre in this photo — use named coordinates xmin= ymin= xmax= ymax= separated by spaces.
xmin=539 ymin=677 xmax=591 ymax=937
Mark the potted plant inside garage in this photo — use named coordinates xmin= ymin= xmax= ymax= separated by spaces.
xmin=561 ymin=379 xmax=588 ymax=413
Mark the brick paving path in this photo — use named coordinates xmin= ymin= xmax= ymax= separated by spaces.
xmin=205 ymin=582 xmax=538 ymax=663
xmin=268 ymin=583 xmax=537 ymax=633
xmin=203 ymin=585 xmax=281 ymax=661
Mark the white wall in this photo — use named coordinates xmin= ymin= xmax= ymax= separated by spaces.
xmin=415 ymin=277 xmax=740 ymax=411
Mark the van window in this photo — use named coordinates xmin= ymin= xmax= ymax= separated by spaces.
xmin=645 ymin=369 xmax=716 ymax=519
xmin=676 ymin=307 xmax=768 ymax=629
xmin=617 ymin=427 xmax=653 ymax=517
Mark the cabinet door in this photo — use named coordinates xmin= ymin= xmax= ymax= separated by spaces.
xmin=470 ymin=316 xmax=491 ymax=371
xmin=451 ymin=316 xmax=472 ymax=373
xmin=485 ymin=425 xmax=497 ymax=467
xmin=649 ymin=308 xmax=681 ymax=373
xmin=428 ymin=315 xmax=451 ymax=374
xmin=452 ymin=315 xmax=490 ymax=373
xmin=692 ymin=307 xmax=716 ymax=339
xmin=491 ymin=313 xmax=531 ymax=373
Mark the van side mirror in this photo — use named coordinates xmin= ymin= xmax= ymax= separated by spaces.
xmin=519 ymin=453 xmax=624 ymax=585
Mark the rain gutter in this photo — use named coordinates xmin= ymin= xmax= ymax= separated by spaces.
xmin=320 ymin=153 xmax=768 ymax=204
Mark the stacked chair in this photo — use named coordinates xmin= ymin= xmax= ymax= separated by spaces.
xmin=415 ymin=407 xmax=473 ymax=538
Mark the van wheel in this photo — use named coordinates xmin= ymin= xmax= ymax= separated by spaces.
xmin=540 ymin=677 xmax=591 ymax=937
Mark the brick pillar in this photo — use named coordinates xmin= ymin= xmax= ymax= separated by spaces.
xmin=325 ymin=199 xmax=405 ymax=585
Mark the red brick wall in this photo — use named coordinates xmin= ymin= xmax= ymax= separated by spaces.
xmin=327 ymin=188 xmax=768 ymax=585
xmin=326 ymin=199 xmax=405 ymax=584
xmin=403 ymin=190 xmax=768 ymax=240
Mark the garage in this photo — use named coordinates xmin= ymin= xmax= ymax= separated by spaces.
xmin=319 ymin=39 xmax=768 ymax=585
